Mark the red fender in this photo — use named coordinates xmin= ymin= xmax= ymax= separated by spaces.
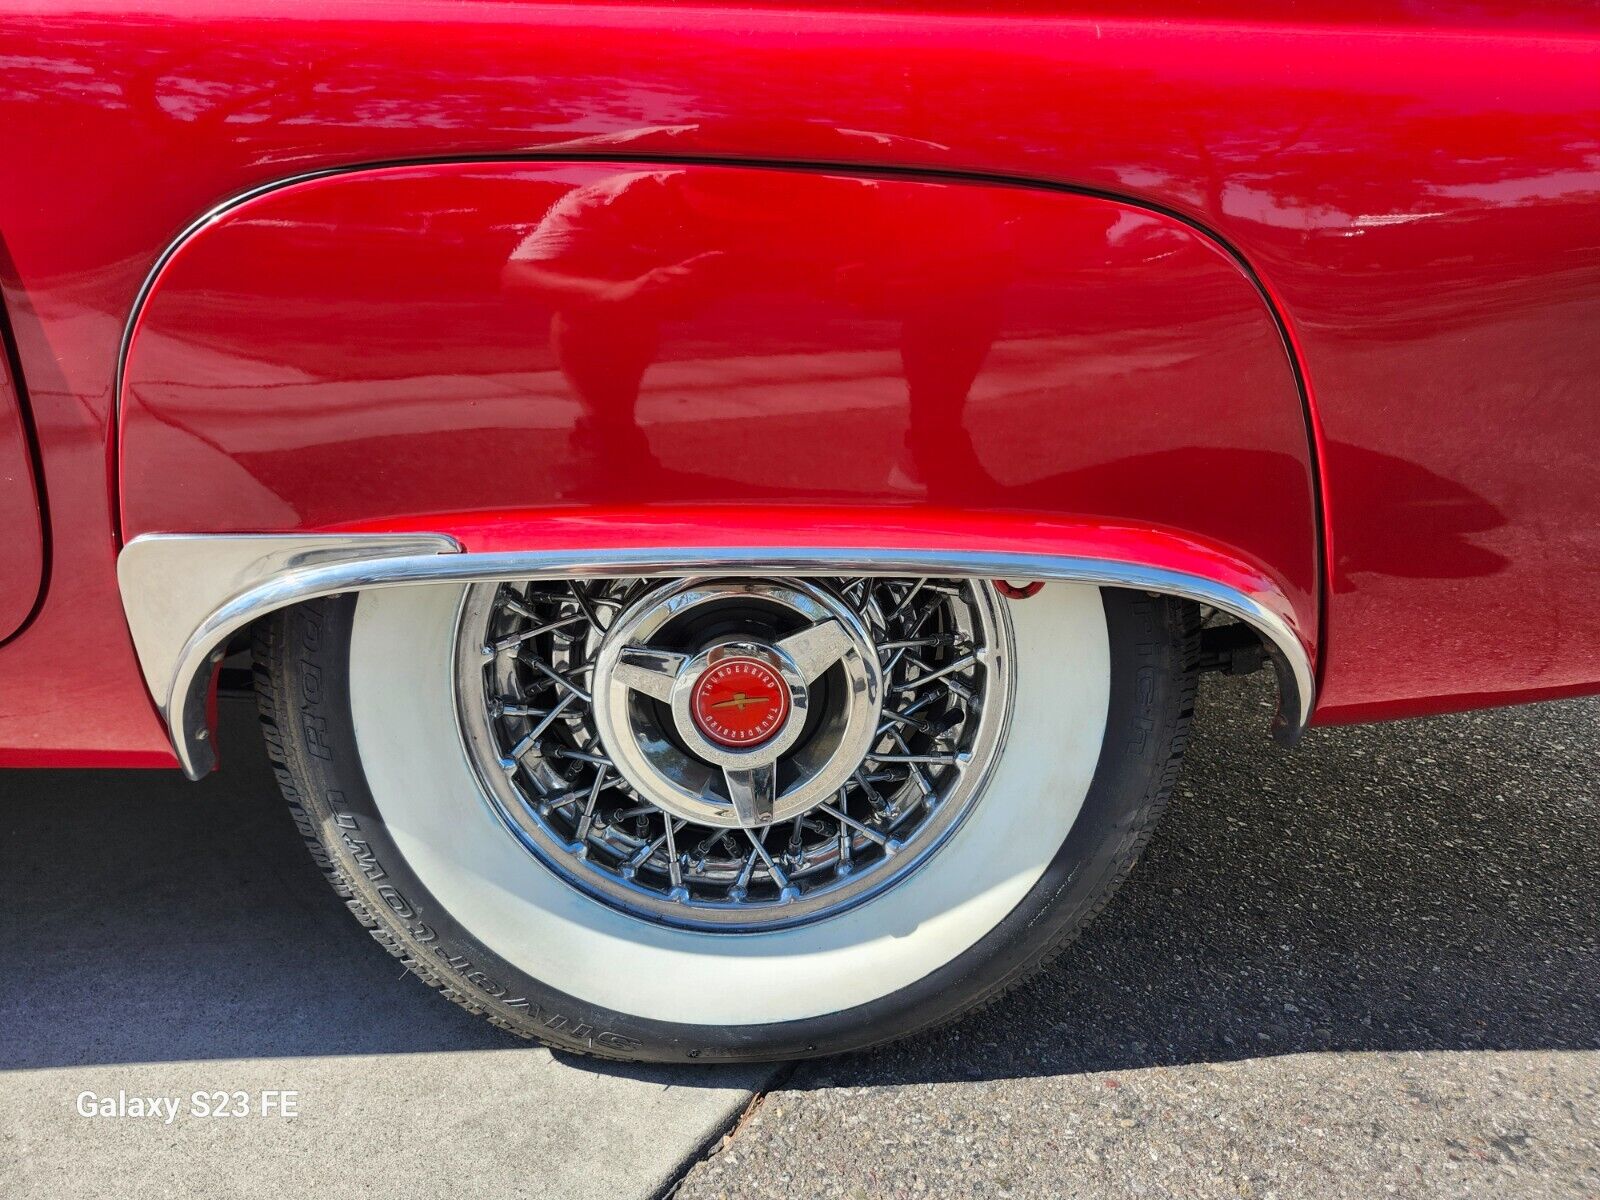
xmin=119 ymin=159 xmax=1317 ymax=614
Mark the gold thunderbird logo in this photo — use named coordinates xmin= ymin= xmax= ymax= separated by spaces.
xmin=710 ymin=692 xmax=771 ymax=712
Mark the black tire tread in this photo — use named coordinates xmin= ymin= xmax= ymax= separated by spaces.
xmin=252 ymin=590 xmax=1201 ymax=1060
xmin=252 ymin=619 xmax=542 ymax=1045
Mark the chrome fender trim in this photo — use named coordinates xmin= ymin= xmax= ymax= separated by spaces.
xmin=118 ymin=533 xmax=1315 ymax=780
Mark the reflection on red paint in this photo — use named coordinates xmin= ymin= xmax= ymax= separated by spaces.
xmin=118 ymin=161 xmax=1317 ymax=632
xmin=0 ymin=2 xmax=1594 ymax=761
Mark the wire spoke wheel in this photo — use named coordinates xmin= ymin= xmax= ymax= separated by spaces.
xmin=260 ymin=572 xmax=1197 ymax=1058
xmin=455 ymin=576 xmax=1013 ymax=930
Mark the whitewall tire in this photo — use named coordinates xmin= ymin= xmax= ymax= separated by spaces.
xmin=255 ymin=576 xmax=1198 ymax=1061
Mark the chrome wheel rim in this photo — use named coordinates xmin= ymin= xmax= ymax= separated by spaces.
xmin=454 ymin=576 xmax=1014 ymax=931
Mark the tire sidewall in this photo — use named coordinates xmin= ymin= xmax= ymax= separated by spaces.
xmin=264 ymin=586 xmax=1193 ymax=1062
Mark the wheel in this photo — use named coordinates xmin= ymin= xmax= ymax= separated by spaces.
xmin=255 ymin=576 xmax=1197 ymax=1061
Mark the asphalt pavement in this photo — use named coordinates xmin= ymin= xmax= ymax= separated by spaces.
xmin=676 ymin=675 xmax=1600 ymax=1199
xmin=3 ymin=675 xmax=1596 ymax=1199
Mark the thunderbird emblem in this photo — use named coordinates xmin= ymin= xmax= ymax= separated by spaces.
xmin=710 ymin=692 xmax=770 ymax=712
xmin=690 ymin=658 xmax=791 ymax=747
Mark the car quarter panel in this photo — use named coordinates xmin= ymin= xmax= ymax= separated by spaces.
xmin=117 ymin=160 xmax=1318 ymax=645
xmin=0 ymin=339 xmax=43 ymax=643
xmin=0 ymin=2 xmax=1596 ymax=763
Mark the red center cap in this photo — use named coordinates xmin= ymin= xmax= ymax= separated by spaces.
xmin=690 ymin=657 xmax=791 ymax=748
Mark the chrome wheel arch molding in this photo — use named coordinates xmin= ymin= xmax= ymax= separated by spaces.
xmin=116 ymin=532 xmax=1317 ymax=780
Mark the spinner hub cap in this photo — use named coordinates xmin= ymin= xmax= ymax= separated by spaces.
xmin=456 ymin=574 xmax=1014 ymax=931
xmin=594 ymin=579 xmax=880 ymax=829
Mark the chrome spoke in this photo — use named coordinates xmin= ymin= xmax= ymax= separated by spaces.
xmin=892 ymin=651 xmax=978 ymax=693
xmin=574 ymin=766 xmax=608 ymax=843
xmin=729 ymin=847 xmax=760 ymax=901
xmin=746 ymin=828 xmax=799 ymax=901
xmin=888 ymin=577 xmax=928 ymax=618
xmin=775 ymin=619 xmax=854 ymax=683
xmin=836 ymin=786 xmax=855 ymax=872
xmin=819 ymin=802 xmax=901 ymax=852
xmin=723 ymin=762 xmax=777 ymax=828
xmin=486 ymin=613 xmax=587 ymax=655
xmin=503 ymin=691 xmax=577 ymax=764
xmin=663 ymin=818 xmax=687 ymax=897
xmin=885 ymin=728 xmax=935 ymax=797
xmin=611 ymin=645 xmax=686 ymax=702
xmin=529 ymin=658 xmax=592 ymax=703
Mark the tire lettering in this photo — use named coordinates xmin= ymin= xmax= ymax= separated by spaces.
xmin=463 ymin=969 xmax=508 ymax=998
xmin=374 ymin=884 xmax=415 ymax=919
xmin=1131 ymin=600 xmax=1155 ymax=636
xmin=341 ymin=835 xmax=386 ymax=882
xmin=540 ymin=1014 xmax=595 ymax=1041
xmin=1134 ymin=665 xmax=1154 ymax=707
xmin=319 ymin=797 xmax=639 ymax=1051
xmin=301 ymin=712 xmax=333 ymax=760
xmin=298 ymin=662 xmax=323 ymax=706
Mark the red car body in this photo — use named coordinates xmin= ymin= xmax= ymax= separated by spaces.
xmin=0 ymin=0 xmax=1597 ymax=768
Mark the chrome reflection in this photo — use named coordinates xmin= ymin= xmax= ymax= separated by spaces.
xmin=454 ymin=575 xmax=1011 ymax=931
xmin=116 ymin=532 xmax=1316 ymax=781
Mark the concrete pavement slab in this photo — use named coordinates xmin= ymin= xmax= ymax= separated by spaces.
xmin=0 ymin=701 xmax=771 ymax=1200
